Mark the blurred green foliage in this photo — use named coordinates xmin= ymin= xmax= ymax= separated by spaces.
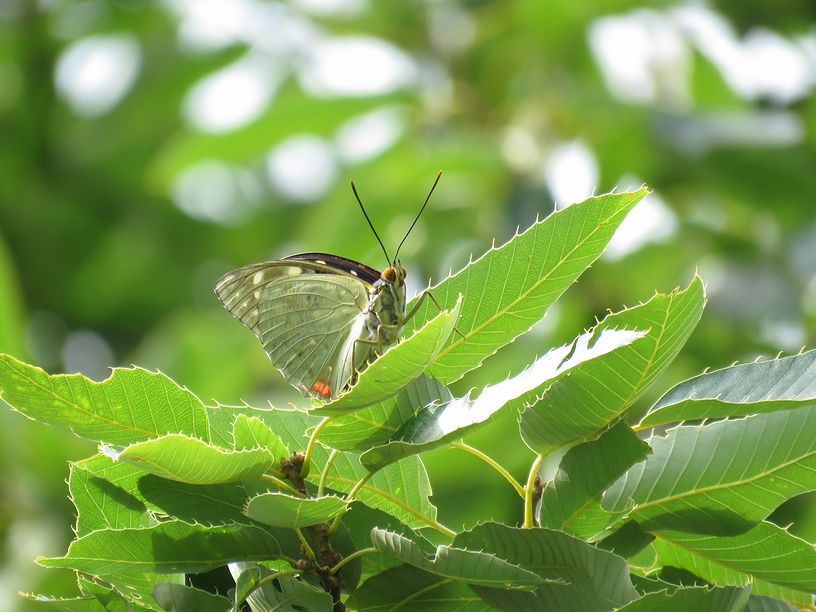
xmin=2 ymin=0 xmax=816 ymax=605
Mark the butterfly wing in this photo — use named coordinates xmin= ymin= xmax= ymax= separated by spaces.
xmin=214 ymin=260 xmax=375 ymax=399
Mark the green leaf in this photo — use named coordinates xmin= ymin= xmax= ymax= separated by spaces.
xmin=538 ymin=422 xmax=651 ymax=539
xmin=453 ymin=522 xmax=639 ymax=611
xmin=340 ymin=503 xmax=420 ymax=583
xmin=151 ymin=584 xmax=231 ymax=612
xmin=318 ymin=375 xmax=452 ymax=452
xmin=137 ymin=476 xmax=256 ymax=526
xmin=403 ymin=188 xmax=649 ymax=384
xmin=641 ymin=349 xmax=816 ymax=427
xmin=74 ymin=563 xmax=183 ymax=611
xmin=617 ymin=586 xmax=751 ymax=612
xmin=109 ymin=434 xmax=275 ymax=484
xmin=603 ymin=408 xmax=816 ymax=535
xmin=75 ymin=576 xmax=136 ymax=611
xmin=38 ymin=521 xmax=284 ymax=575
xmin=69 ymin=456 xmax=154 ymax=535
xmin=353 ymin=564 xmax=492 ymax=611
xmin=520 ymin=275 xmax=705 ymax=452
xmin=244 ymin=492 xmax=347 ymax=528
xmin=20 ymin=592 xmax=103 ymax=611
xmin=233 ymin=565 xmax=263 ymax=610
xmin=221 ymin=406 xmax=443 ymax=531
xmin=371 ymin=528 xmax=543 ymax=588
xmin=653 ymin=521 xmax=816 ymax=597
xmin=360 ymin=327 xmax=647 ymax=471
xmin=0 ymin=354 xmax=210 ymax=444
xmin=312 ymin=295 xmax=462 ymax=415
xmin=231 ymin=414 xmax=289 ymax=459
xmin=230 ymin=562 xmax=333 ymax=612
xmin=745 ymin=595 xmax=800 ymax=612
xmin=597 ymin=521 xmax=655 ymax=561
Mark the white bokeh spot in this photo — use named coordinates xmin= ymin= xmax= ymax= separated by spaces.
xmin=299 ymin=36 xmax=418 ymax=97
xmin=544 ymin=140 xmax=599 ymax=209
xmin=266 ymin=135 xmax=337 ymax=202
xmin=54 ymin=33 xmax=141 ymax=117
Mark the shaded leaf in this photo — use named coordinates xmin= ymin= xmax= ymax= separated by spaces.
xmin=361 ymin=327 xmax=647 ymax=471
xmin=604 ymin=408 xmax=816 ymax=535
xmin=353 ymin=564 xmax=491 ymax=611
xmin=744 ymin=595 xmax=800 ymax=612
xmin=538 ymin=422 xmax=651 ymax=539
xmin=653 ymin=521 xmax=816 ymax=597
xmin=244 ymin=492 xmax=347 ymax=528
xmin=453 ymin=522 xmax=638 ymax=611
xmin=617 ymin=586 xmax=751 ymax=612
xmin=137 ymin=476 xmax=255 ymax=526
xmin=597 ymin=521 xmax=655 ymax=560
xmin=520 ymin=275 xmax=705 ymax=452
xmin=403 ymin=189 xmax=649 ymax=384
xmin=371 ymin=528 xmax=543 ymax=588
xmin=0 ymin=354 xmax=210 ymax=444
xmin=229 ymin=561 xmax=333 ymax=612
xmin=312 ymin=296 xmax=462 ymax=415
xmin=151 ymin=584 xmax=231 ymax=612
xmin=641 ymin=349 xmax=816 ymax=427
xmin=108 ymin=434 xmax=275 ymax=484
xmin=69 ymin=456 xmax=154 ymax=535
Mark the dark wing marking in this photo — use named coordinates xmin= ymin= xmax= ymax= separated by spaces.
xmin=284 ymin=252 xmax=382 ymax=285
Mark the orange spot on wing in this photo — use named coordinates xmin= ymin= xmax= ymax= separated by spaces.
xmin=312 ymin=380 xmax=331 ymax=398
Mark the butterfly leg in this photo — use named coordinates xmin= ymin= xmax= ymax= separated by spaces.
xmin=405 ymin=290 xmax=466 ymax=339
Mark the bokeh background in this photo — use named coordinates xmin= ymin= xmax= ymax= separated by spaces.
xmin=2 ymin=0 xmax=816 ymax=605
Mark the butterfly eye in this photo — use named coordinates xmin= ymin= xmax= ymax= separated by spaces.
xmin=399 ymin=266 xmax=407 ymax=285
xmin=382 ymin=267 xmax=397 ymax=282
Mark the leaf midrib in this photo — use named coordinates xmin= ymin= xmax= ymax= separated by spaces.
xmin=427 ymin=195 xmax=639 ymax=367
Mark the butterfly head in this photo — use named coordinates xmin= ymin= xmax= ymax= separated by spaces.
xmin=382 ymin=264 xmax=407 ymax=286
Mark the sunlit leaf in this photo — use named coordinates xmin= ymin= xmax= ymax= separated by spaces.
xmin=231 ymin=413 xmax=289 ymax=459
xmin=403 ymin=189 xmax=649 ymax=383
xmin=318 ymin=375 xmax=451 ymax=452
xmin=214 ymin=406 xmax=443 ymax=531
xmin=0 ymin=354 xmax=210 ymax=444
xmin=69 ymin=456 xmax=154 ymax=535
xmin=19 ymin=592 xmax=102 ymax=611
xmin=39 ymin=521 xmax=284 ymax=575
xmin=244 ymin=491 xmax=347 ymax=528
xmin=107 ymin=434 xmax=275 ymax=484
xmin=520 ymin=275 xmax=705 ymax=452
xmin=312 ymin=296 xmax=462 ymax=415
xmin=361 ymin=327 xmax=646 ymax=471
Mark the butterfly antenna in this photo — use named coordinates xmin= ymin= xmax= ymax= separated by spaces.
xmin=350 ymin=180 xmax=391 ymax=265
xmin=395 ymin=170 xmax=442 ymax=261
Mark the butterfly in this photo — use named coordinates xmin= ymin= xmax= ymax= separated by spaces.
xmin=214 ymin=173 xmax=443 ymax=400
